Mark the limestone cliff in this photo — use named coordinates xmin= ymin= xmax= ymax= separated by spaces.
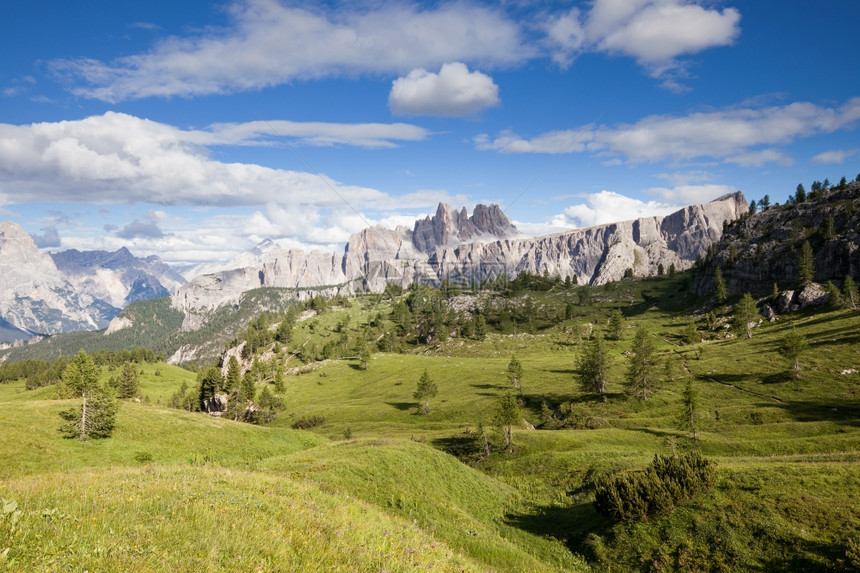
xmin=174 ymin=193 xmax=747 ymax=316
xmin=693 ymin=183 xmax=860 ymax=297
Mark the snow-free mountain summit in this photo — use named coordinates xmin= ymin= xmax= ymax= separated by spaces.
xmin=173 ymin=193 xmax=748 ymax=316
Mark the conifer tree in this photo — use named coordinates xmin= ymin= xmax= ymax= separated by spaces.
xmin=117 ymin=361 xmax=139 ymax=399
xmin=778 ymin=327 xmax=808 ymax=378
xmin=608 ymin=310 xmax=624 ymax=340
xmin=843 ymin=276 xmax=859 ymax=310
xmin=578 ymin=330 xmax=610 ymax=394
xmin=273 ymin=362 xmax=286 ymax=394
xmin=714 ymin=267 xmax=727 ymax=303
xmin=225 ymin=355 xmax=241 ymax=392
xmin=676 ymin=378 xmax=700 ymax=441
xmin=733 ymin=293 xmax=758 ymax=339
xmin=58 ymin=351 xmax=118 ymax=440
xmin=199 ymin=366 xmax=224 ymax=410
xmin=798 ymin=241 xmax=814 ymax=285
xmin=625 ymin=326 xmax=658 ymax=401
xmin=506 ymin=355 xmax=524 ymax=392
xmin=495 ymin=391 xmax=520 ymax=451
xmin=413 ymin=369 xmax=438 ymax=414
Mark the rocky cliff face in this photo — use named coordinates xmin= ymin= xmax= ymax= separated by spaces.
xmin=693 ymin=183 xmax=860 ymax=297
xmin=52 ymin=247 xmax=186 ymax=308
xmin=0 ymin=222 xmax=118 ymax=337
xmin=174 ymin=193 xmax=747 ymax=316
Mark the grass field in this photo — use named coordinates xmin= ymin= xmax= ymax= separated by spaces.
xmin=2 ymin=273 xmax=859 ymax=571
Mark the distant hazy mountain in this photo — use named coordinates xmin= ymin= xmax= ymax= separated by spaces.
xmin=173 ymin=194 xmax=748 ymax=316
xmin=52 ymin=247 xmax=186 ymax=308
xmin=0 ymin=221 xmax=118 ymax=338
xmin=0 ymin=222 xmax=187 ymax=341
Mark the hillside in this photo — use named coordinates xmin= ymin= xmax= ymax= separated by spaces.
xmin=2 ymin=268 xmax=859 ymax=571
xmin=694 ymin=181 xmax=860 ymax=297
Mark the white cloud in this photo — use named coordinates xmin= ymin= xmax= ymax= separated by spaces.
xmin=646 ymin=184 xmax=736 ymax=205
xmin=476 ymin=97 xmax=860 ymax=165
xmin=544 ymin=0 xmax=741 ymax=85
xmin=51 ymin=0 xmax=528 ymax=102
xmin=0 ymin=112 xmax=464 ymax=262
xmin=725 ymin=148 xmax=793 ymax=167
xmin=556 ymin=190 xmax=679 ymax=229
xmin=197 ymin=120 xmax=428 ymax=148
xmin=389 ymin=62 xmax=500 ymax=116
xmin=811 ymin=148 xmax=859 ymax=165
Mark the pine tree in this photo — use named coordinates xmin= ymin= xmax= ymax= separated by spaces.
xmin=798 ymin=241 xmax=814 ymax=285
xmin=495 ymin=391 xmax=520 ymax=451
xmin=795 ymin=183 xmax=807 ymax=202
xmin=684 ymin=322 xmax=699 ymax=345
xmin=732 ymin=293 xmax=758 ymax=339
xmin=199 ymin=366 xmax=223 ymax=410
xmin=826 ymin=281 xmax=843 ymax=310
xmin=778 ymin=327 xmax=808 ymax=378
xmin=413 ymin=369 xmax=438 ymax=414
xmin=676 ymin=378 xmax=700 ymax=441
xmin=239 ymin=371 xmax=256 ymax=403
xmin=58 ymin=351 xmax=118 ymax=440
xmin=506 ymin=355 xmax=524 ymax=392
xmin=225 ymin=355 xmax=241 ymax=392
xmin=117 ymin=361 xmax=140 ymax=399
xmin=578 ymin=330 xmax=610 ymax=394
xmin=760 ymin=194 xmax=770 ymax=208
xmin=625 ymin=326 xmax=658 ymax=401
xmin=273 ymin=362 xmax=285 ymax=394
xmin=714 ymin=267 xmax=727 ymax=304
xmin=843 ymin=276 xmax=859 ymax=310
xmin=357 ymin=337 xmax=371 ymax=370
xmin=608 ymin=309 xmax=624 ymax=340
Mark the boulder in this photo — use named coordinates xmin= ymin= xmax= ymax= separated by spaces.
xmin=775 ymin=290 xmax=795 ymax=313
xmin=798 ymin=282 xmax=829 ymax=308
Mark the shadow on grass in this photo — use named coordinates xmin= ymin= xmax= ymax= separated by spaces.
xmin=768 ymin=400 xmax=860 ymax=427
xmin=431 ymin=435 xmax=484 ymax=464
xmin=470 ymin=383 xmax=507 ymax=390
xmin=385 ymin=401 xmax=416 ymax=412
xmin=505 ymin=501 xmax=612 ymax=557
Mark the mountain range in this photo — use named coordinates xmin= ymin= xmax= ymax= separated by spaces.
xmin=173 ymin=193 xmax=748 ymax=318
xmin=1 ymin=193 xmax=748 ymax=342
xmin=0 ymin=221 xmax=185 ymax=342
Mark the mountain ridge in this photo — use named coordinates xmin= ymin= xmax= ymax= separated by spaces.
xmin=173 ymin=193 xmax=747 ymax=317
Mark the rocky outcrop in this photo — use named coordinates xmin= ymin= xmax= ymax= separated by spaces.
xmin=694 ymin=183 xmax=860 ymax=297
xmin=175 ymin=194 xmax=747 ymax=316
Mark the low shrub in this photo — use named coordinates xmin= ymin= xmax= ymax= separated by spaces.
xmin=291 ymin=415 xmax=326 ymax=429
xmin=593 ymin=452 xmax=715 ymax=522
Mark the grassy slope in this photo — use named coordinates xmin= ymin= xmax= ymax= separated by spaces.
xmin=2 ymin=273 xmax=859 ymax=571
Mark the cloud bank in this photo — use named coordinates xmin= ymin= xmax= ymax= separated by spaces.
xmin=389 ymin=62 xmax=500 ymax=116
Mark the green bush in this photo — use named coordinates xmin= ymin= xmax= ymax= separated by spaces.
xmin=593 ymin=452 xmax=715 ymax=522
xmin=292 ymin=415 xmax=326 ymax=429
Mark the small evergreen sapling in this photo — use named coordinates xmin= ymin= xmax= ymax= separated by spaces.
xmin=625 ymin=326 xmax=658 ymax=401
xmin=413 ymin=369 xmax=438 ymax=414
xmin=578 ymin=330 xmax=610 ymax=394
xmin=778 ymin=327 xmax=808 ymax=378
xmin=506 ymin=355 xmax=524 ymax=393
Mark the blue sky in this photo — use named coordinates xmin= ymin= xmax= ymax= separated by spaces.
xmin=1 ymin=0 xmax=858 ymax=270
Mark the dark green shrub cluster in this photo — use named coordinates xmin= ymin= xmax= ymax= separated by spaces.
xmin=593 ymin=452 xmax=715 ymax=522
xmin=291 ymin=415 xmax=326 ymax=429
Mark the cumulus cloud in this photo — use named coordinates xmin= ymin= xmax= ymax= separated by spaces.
xmin=544 ymin=0 xmax=740 ymax=85
xmin=811 ymin=148 xmax=859 ymax=165
xmin=50 ymin=0 xmax=528 ymax=102
xmin=30 ymin=226 xmax=61 ymax=248
xmin=0 ymin=112 xmax=464 ymax=264
xmin=389 ymin=62 xmax=499 ymax=116
xmin=556 ymin=190 xmax=679 ymax=229
xmin=0 ymin=112 xmax=429 ymax=207
xmin=476 ymin=97 xmax=860 ymax=165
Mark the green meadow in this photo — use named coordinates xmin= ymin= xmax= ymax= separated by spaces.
xmin=2 ymin=273 xmax=859 ymax=571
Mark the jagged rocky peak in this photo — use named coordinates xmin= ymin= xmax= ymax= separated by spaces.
xmin=411 ymin=203 xmax=520 ymax=252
